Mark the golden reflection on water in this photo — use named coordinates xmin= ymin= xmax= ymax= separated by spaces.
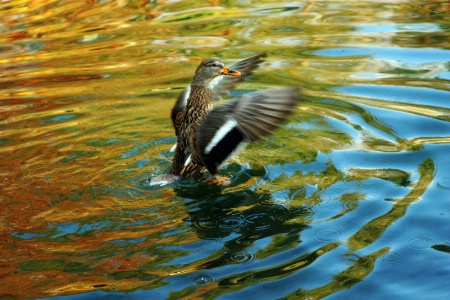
xmin=0 ymin=0 xmax=449 ymax=299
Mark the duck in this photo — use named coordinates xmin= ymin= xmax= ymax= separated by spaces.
xmin=168 ymin=53 xmax=300 ymax=180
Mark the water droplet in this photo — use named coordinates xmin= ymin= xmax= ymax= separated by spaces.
xmin=313 ymin=228 xmax=342 ymax=242
xmin=380 ymin=252 xmax=402 ymax=264
xmin=228 ymin=251 xmax=256 ymax=264
xmin=190 ymin=274 xmax=215 ymax=288
xmin=407 ymin=237 xmax=432 ymax=250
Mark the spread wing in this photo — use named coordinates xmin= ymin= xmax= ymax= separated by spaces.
xmin=196 ymin=88 xmax=300 ymax=175
xmin=170 ymin=52 xmax=267 ymax=128
xmin=210 ymin=52 xmax=268 ymax=102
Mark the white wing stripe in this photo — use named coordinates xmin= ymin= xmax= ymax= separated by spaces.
xmin=204 ymin=118 xmax=238 ymax=154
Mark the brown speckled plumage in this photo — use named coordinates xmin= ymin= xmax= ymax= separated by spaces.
xmin=170 ymin=86 xmax=213 ymax=176
xmin=169 ymin=53 xmax=300 ymax=178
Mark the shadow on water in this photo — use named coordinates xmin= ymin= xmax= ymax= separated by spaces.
xmin=124 ymin=153 xmax=434 ymax=299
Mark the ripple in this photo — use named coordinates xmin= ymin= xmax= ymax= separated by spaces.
xmin=190 ymin=274 xmax=216 ymax=288
xmin=380 ymin=251 xmax=403 ymax=264
xmin=339 ymin=199 xmax=358 ymax=211
xmin=437 ymin=177 xmax=450 ymax=190
xmin=219 ymin=215 xmax=245 ymax=229
xmin=406 ymin=237 xmax=433 ymax=250
xmin=191 ymin=220 xmax=216 ymax=230
xmin=244 ymin=213 xmax=272 ymax=230
xmin=228 ymin=251 xmax=257 ymax=264
xmin=313 ymin=228 xmax=343 ymax=242
xmin=338 ymin=192 xmax=385 ymax=212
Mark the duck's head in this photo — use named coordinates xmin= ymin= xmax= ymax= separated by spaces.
xmin=192 ymin=58 xmax=241 ymax=87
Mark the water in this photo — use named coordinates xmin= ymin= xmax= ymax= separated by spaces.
xmin=1 ymin=1 xmax=449 ymax=299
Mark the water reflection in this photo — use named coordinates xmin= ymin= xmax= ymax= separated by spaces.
xmin=1 ymin=0 xmax=450 ymax=299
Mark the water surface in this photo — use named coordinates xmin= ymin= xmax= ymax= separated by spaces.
xmin=1 ymin=1 xmax=450 ymax=299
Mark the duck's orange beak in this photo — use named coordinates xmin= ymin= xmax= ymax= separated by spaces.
xmin=222 ymin=67 xmax=241 ymax=76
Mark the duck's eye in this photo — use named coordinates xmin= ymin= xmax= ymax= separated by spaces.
xmin=210 ymin=63 xmax=222 ymax=68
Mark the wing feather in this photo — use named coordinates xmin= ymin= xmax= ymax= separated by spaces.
xmin=211 ymin=52 xmax=267 ymax=102
xmin=197 ymin=88 xmax=301 ymax=174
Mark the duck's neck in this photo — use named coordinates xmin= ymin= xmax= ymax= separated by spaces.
xmin=185 ymin=85 xmax=213 ymax=117
xmin=191 ymin=73 xmax=215 ymax=88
